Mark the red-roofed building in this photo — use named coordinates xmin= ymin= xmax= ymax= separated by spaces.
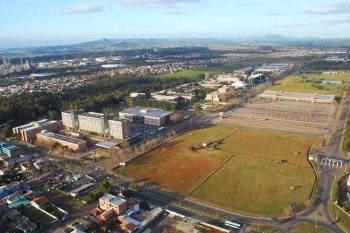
xmin=31 ymin=196 xmax=49 ymax=209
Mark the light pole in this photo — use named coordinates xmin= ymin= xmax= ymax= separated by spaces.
xmin=314 ymin=214 xmax=318 ymax=229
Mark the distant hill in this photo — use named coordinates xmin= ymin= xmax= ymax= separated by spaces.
xmin=1 ymin=37 xmax=350 ymax=56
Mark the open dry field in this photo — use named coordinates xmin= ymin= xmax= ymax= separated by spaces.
xmin=117 ymin=124 xmax=323 ymax=216
xmin=117 ymin=125 xmax=234 ymax=194
xmin=223 ymin=100 xmax=335 ymax=136
xmin=268 ymin=73 xmax=349 ymax=97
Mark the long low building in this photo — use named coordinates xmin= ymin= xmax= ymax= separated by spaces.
xmin=119 ymin=107 xmax=173 ymax=126
xmin=13 ymin=119 xmax=61 ymax=142
xmin=36 ymin=131 xmax=87 ymax=151
xmin=0 ymin=143 xmax=18 ymax=158
xmin=259 ymin=90 xmax=335 ymax=104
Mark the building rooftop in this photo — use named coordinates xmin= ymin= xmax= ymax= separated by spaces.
xmin=96 ymin=141 xmax=119 ymax=149
xmin=38 ymin=131 xmax=87 ymax=145
xmin=80 ymin=112 xmax=104 ymax=118
xmin=121 ymin=107 xmax=173 ymax=119
xmin=0 ymin=143 xmax=18 ymax=151
xmin=100 ymin=193 xmax=126 ymax=206
xmin=18 ymin=119 xmax=58 ymax=132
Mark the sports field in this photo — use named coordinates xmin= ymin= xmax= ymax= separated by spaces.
xmin=268 ymin=73 xmax=349 ymax=97
xmin=118 ymin=125 xmax=233 ymax=194
xmin=155 ymin=64 xmax=242 ymax=80
xmin=118 ymin=124 xmax=322 ymax=216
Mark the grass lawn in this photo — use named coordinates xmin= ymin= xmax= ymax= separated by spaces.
xmin=155 ymin=64 xmax=242 ymax=80
xmin=79 ymin=184 xmax=108 ymax=203
xmin=46 ymin=190 xmax=85 ymax=213
xmin=292 ymin=223 xmax=330 ymax=233
xmin=268 ymin=73 xmax=349 ymax=97
xmin=118 ymin=124 xmax=322 ymax=216
xmin=20 ymin=206 xmax=55 ymax=225
xmin=191 ymin=154 xmax=315 ymax=215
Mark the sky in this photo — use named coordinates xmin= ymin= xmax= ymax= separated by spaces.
xmin=1 ymin=0 xmax=350 ymax=48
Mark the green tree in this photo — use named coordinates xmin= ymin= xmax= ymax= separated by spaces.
xmin=2 ymin=119 xmax=16 ymax=138
xmin=193 ymin=103 xmax=202 ymax=115
xmin=48 ymin=110 xmax=60 ymax=120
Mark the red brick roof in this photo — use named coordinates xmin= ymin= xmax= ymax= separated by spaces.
xmin=33 ymin=196 xmax=49 ymax=206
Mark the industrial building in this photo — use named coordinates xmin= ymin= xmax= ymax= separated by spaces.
xmin=259 ymin=90 xmax=335 ymax=104
xmin=119 ymin=107 xmax=173 ymax=126
xmin=13 ymin=119 xmax=61 ymax=142
xmin=36 ymin=131 xmax=88 ymax=151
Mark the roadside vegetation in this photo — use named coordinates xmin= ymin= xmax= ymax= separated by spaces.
xmin=329 ymin=175 xmax=350 ymax=232
xmin=292 ymin=223 xmax=329 ymax=233
xmin=343 ymin=114 xmax=350 ymax=155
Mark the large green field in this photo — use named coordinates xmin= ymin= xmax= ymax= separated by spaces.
xmin=268 ymin=73 xmax=349 ymax=97
xmin=155 ymin=64 xmax=242 ymax=80
xmin=117 ymin=124 xmax=322 ymax=216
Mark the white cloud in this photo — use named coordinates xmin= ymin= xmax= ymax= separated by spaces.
xmin=164 ymin=10 xmax=189 ymax=15
xmin=62 ymin=4 xmax=104 ymax=14
xmin=119 ymin=0 xmax=201 ymax=6
xmin=276 ymin=18 xmax=350 ymax=27
xmin=301 ymin=2 xmax=350 ymax=15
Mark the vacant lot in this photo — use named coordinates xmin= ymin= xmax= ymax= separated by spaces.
xmin=155 ymin=64 xmax=242 ymax=80
xmin=268 ymin=73 xmax=349 ymax=97
xmin=45 ymin=190 xmax=85 ymax=213
xmin=118 ymin=124 xmax=322 ymax=216
xmin=20 ymin=206 xmax=55 ymax=225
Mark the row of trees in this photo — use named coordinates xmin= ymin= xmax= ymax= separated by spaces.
xmin=343 ymin=113 xmax=350 ymax=154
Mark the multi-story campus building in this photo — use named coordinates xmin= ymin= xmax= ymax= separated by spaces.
xmin=119 ymin=107 xmax=173 ymax=126
xmin=77 ymin=112 xmax=108 ymax=136
xmin=36 ymin=131 xmax=88 ymax=151
xmin=61 ymin=110 xmax=82 ymax=130
xmin=61 ymin=111 xmax=131 ymax=140
xmin=108 ymin=118 xmax=131 ymax=140
xmin=13 ymin=119 xmax=61 ymax=142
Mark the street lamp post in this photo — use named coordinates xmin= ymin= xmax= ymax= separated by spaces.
xmin=314 ymin=214 xmax=318 ymax=229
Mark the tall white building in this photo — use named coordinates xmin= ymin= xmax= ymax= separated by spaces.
xmin=78 ymin=112 xmax=108 ymax=136
xmin=61 ymin=111 xmax=80 ymax=130
xmin=108 ymin=118 xmax=131 ymax=140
